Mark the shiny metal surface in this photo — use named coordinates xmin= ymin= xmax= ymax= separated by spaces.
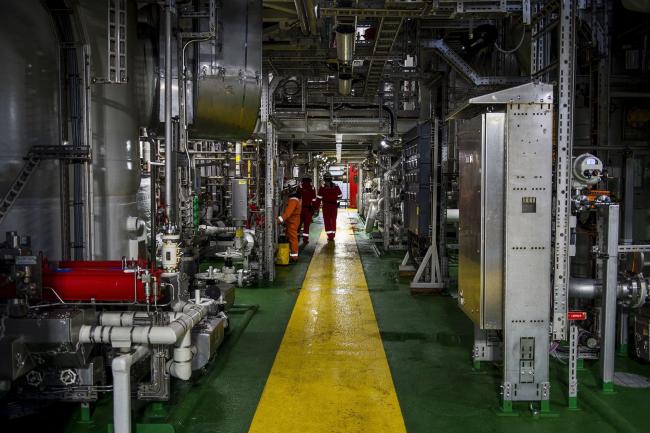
xmin=192 ymin=0 xmax=262 ymax=139
xmin=77 ymin=0 xmax=141 ymax=259
xmin=501 ymin=100 xmax=553 ymax=401
xmin=164 ymin=2 xmax=175 ymax=224
xmin=231 ymin=179 xmax=248 ymax=221
xmin=335 ymin=25 xmax=355 ymax=64
xmin=569 ymin=278 xmax=600 ymax=300
xmin=338 ymin=73 xmax=352 ymax=96
xmin=457 ymin=114 xmax=504 ymax=330
xmin=0 ymin=0 xmax=62 ymax=258
xmin=249 ymin=211 xmax=406 ymax=433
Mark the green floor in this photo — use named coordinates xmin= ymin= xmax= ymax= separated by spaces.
xmin=9 ymin=215 xmax=650 ymax=433
xmin=356 ymin=229 xmax=650 ymax=433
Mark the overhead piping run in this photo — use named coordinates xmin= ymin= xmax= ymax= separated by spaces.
xmin=421 ymin=39 xmax=528 ymax=86
xmin=164 ymin=0 xmax=176 ymax=226
xmin=275 ymin=103 xmax=396 ymax=136
xmin=304 ymin=0 xmax=318 ymax=36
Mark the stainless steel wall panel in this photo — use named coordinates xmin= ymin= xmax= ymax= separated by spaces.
xmin=458 ymin=113 xmax=505 ymax=329
xmin=502 ymin=102 xmax=553 ymax=401
xmin=458 ymin=116 xmax=483 ymax=326
xmin=77 ymin=0 xmax=141 ymax=259
xmin=481 ymin=113 xmax=505 ymax=330
xmin=0 ymin=0 xmax=62 ymax=258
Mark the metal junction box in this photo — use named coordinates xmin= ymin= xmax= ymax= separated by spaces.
xmin=451 ymin=82 xmax=554 ymax=402
xmin=402 ymin=121 xmax=432 ymax=237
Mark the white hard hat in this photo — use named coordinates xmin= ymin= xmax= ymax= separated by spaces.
xmin=283 ymin=178 xmax=299 ymax=189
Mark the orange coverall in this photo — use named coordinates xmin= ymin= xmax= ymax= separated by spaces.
xmin=278 ymin=196 xmax=302 ymax=260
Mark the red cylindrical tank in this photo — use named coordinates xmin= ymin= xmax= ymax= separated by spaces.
xmin=42 ymin=260 xmax=163 ymax=302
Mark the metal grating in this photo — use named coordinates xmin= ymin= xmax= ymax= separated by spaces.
xmin=364 ymin=16 xmax=404 ymax=96
xmin=108 ymin=0 xmax=128 ymax=83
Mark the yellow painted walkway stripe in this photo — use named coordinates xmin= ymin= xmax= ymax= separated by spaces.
xmin=249 ymin=210 xmax=407 ymax=433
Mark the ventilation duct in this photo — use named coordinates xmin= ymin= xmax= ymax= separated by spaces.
xmin=192 ymin=0 xmax=262 ymax=139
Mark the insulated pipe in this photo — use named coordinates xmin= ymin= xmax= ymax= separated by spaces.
xmin=198 ymin=225 xmax=237 ymax=235
xmin=79 ymin=301 xmax=211 ymax=345
xmin=112 ymin=346 xmax=151 ymax=433
xmin=164 ymin=1 xmax=175 ymax=224
xmin=446 ymin=208 xmax=459 ymax=223
xmin=167 ymin=325 xmax=195 ymax=380
xmin=235 ymin=142 xmax=242 ymax=178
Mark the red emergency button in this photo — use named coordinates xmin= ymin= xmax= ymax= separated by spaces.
xmin=568 ymin=311 xmax=587 ymax=321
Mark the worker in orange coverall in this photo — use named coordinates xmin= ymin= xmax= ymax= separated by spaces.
xmin=298 ymin=176 xmax=317 ymax=245
xmin=316 ymin=174 xmax=342 ymax=241
xmin=278 ymin=183 xmax=302 ymax=262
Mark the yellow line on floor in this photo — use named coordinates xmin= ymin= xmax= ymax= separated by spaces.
xmin=248 ymin=210 xmax=407 ymax=433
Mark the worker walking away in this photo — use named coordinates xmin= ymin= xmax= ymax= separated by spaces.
xmin=298 ymin=176 xmax=317 ymax=244
xmin=317 ymin=174 xmax=342 ymax=241
xmin=278 ymin=181 xmax=302 ymax=262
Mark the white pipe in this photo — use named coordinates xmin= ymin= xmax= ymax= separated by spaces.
xmin=80 ymin=301 xmax=212 ymax=346
xmin=446 ymin=208 xmax=459 ymax=223
xmin=167 ymin=328 xmax=195 ymax=380
xmin=112 ymin=346 xmax=150 ymax=433
xmin=235 ymin=142 xmax=242 ymax=178
xmin=198 ymin=225 xmax=237 ymax=235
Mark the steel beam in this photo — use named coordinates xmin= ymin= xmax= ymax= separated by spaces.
xmin=599 ymin=204 xmax=619 ymax=392
xmin=551 ymin=0 xmax=576 ymax=341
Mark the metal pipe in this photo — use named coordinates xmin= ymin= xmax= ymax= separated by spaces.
xmin=338 ymin=73 xmax=352 ymax=96
xmin=446 ymin=208 xmax=459 ymax=223
xmin=569 ymin=278 xmax=601 ymax=299
xmin=112 ymin=345 xmax=151 ymax=433
xmin=164 ymin=1 xmax=175 ymax=224
xmin=611 ymin=91 xmax=650 ymax=98
xmin=335 ymin=25 xmax=355 ymax=64
xmin=304 ymin=0 xmax=318 ymax=36
xmin=198 ymin=225 xmax=237 ymax=235
xmin=293 ymin=0 xmax=309 ymax=35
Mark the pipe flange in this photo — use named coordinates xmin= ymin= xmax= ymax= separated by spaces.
xmin=634 ymin=277 xmax=648 ymax=308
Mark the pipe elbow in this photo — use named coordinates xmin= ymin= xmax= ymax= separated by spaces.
xmin=112 ymin=354 xmax=132 ymax=373
xmin=169 ymin=363 xmax=192 ymax=381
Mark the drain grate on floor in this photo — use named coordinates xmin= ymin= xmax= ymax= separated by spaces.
xmin=613 ymin=372 xmax=650 ymax=388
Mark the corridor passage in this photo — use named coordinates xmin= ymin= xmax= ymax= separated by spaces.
xmin=248 ymin=210 xmax=407 ymax=433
